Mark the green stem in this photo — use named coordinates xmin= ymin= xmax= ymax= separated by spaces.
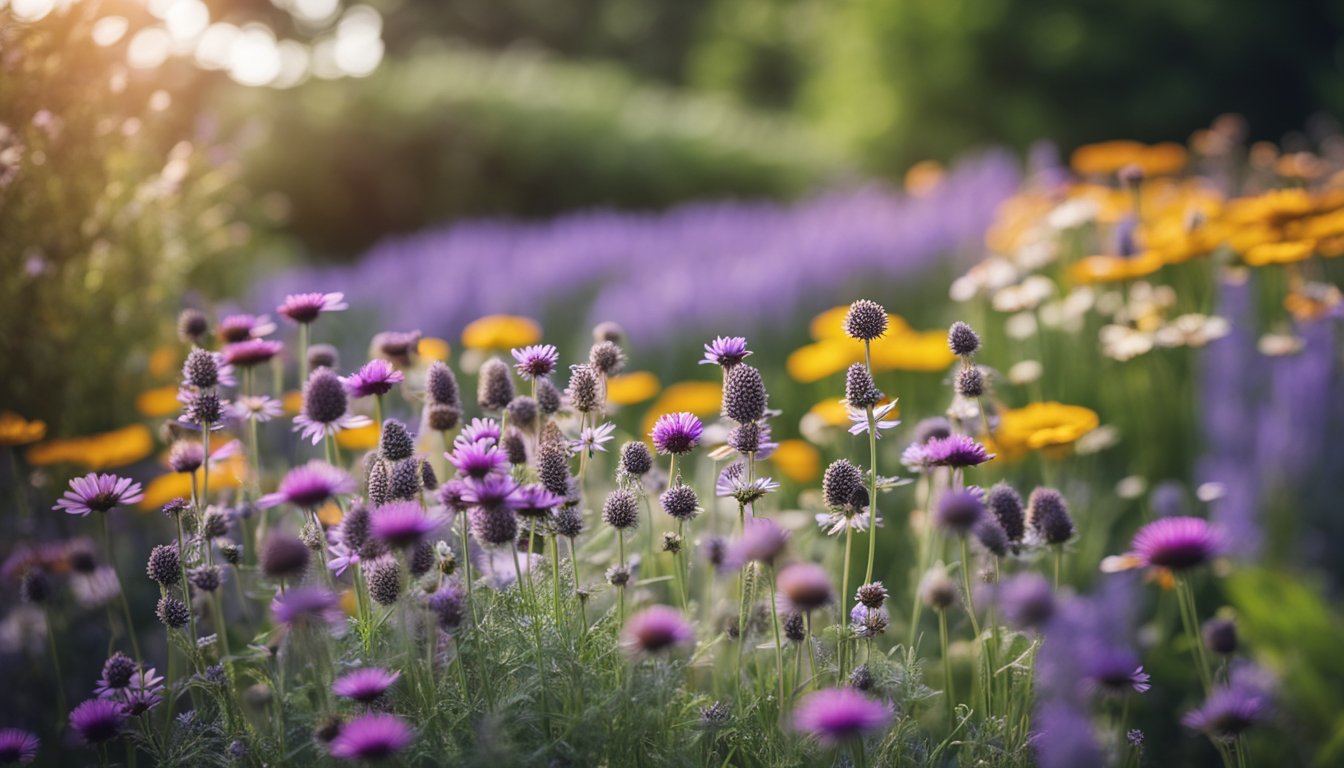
xmin=1176 ymin=576 xmax=1214 ymax=694
xmin=940 ymin=609 xmax=955 ymax=726
xmin=298 ymin=323 xmax=310 ymax=389
xmin=862 ymin=339 xmax=880 ymax=586
xmin=839 ymin=524 xmax=854 ymax=679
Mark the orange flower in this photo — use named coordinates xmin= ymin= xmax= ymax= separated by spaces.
xmin=770 ymin=440 xmax=821 ymax=483
xmin=869 ymin=330 xmax=956 ymax=372
xmin=135 ymin=386 xmax=183 ymax=418
xmin=336 ymin=422 xmax=380 ymax=451
xmin=1243 ymin=240 xmax=1315 ymax=267
xmin=1070 ymin=140 xmax=1187 ymax=177
xmin=27 ymin=424 xmax=154 ymax=470
xmin=989 ymin=402 xmax=1100 ymax=459
xmin=606 ymin=372 xmax=661 ymax=406
xmin=1067 ymin=252 xmax=1164 ymax=284
xmin=139 ymin=453 xmax=247 ymax=510
xmin=904 ymin=160 xmax=945 ymax=198
xmin=0 ymin=412 xmax=46 ymax=447
xmin=461 ymin=315 xmax=541 ymax=350
xmin=418 ymin=337 xmax=452 ymax=362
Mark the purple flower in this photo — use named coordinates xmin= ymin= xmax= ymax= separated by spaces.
xmin=511 ymin=344 xmax=559 ymax=380
xmin=934 ymin=488 xmax=985 ymax=535
xmin=1104 ymin=516 xmax=1223 ymax=573
xmin=217 ymin=313 xmax=276 ymax=342
xmin=446 ymin=441 xmax=508 ymax=480
xmin=514 ymin=485 xmax=565 ymax=518
xmin=777 ymin=562 xmax=834 ymax=612
xmin=259 ymin=461 xmax=355 ymax=509
xmin=792 ymin=688 xmax=892 ymax=745
xmin=277 ymin=291 xmax=347 ymax=324
xmin=572 ymin=422 xmax=616 ymax=454
xmin=53 ymin=473 xmax=145 ymax=516
xmin=456 ymin=417 xmax=502 ymax=447
xmin=622 ymin=605 xmax=694 ymax=655
xmin=370 ymin=501 xmax=442 ymax=548
xmin=294 ymin=369 xmax=372 ymax=445
xmin=700 ymin=336 xmax=752 ymax=368
xmin=118 ymin=667 xmax=165 ymax=715
xmin=0 ymin=728 xmax=38 ymax=764
xmin=328 ymin=713 xmax=413 ymax=761
xmin=461 ymin=475 xmax=520 ymax=512
xmin=69 ymin=698 xmax=125 ymax=744
xmin=271 ymin=587 xmax=342 ymax=627
xmin=1083 ymin=647 xmax=1151 ymax=694
xmin=230 ymin=395 xmax=283 ymax=423
xmin=222 ymin=339 xmax=284 ymax=368
xmin=924 ymin=434 xmax=995 ymax=468
xmin=1182 ymin=683 xmax=1270 ymax=738
xmin=343 ymin=359 xmax=405 ymax=399
xmin=994 ymin=573 xmax=1055 ymax=631
xmin=849 ymin=604 xmax=889 ymax=639
xmin=327 ymin=541 xmax=361 ymax=576
xmin=650 ymin=412 xmax=704 ymax=456
xmin=726 ymin=516 xmax=790 ymax=569
xmin=1032 ymin=702 xmax=1104 ymax=768
xmin=332 ymin=667 xmax=401 ymax=703
xmin=847 ymin=402 xmax=900 ymax=438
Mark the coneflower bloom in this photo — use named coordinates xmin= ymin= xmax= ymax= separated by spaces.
xmin=294 ymin=369 xmax=371 ymax=444
xmin=0 ymin=727 xmax=38 ymax=764
xmin=328 ymin=713 xmax=413 ymax=761
xmin=461 ymin=474 xmax=520 ymax=511
xmin=511 ymin=344 xmax=559 ymax=380
xmin=446 ymin=441 xmax=508 ymax=480
xmin=847 ymin=402 xmax=900 ymax=437
xmin=700 ymin=336 xmax=752 ymax=368
xmin=271 ymin=586 xmax=342 ymax=627
xmin=1102 ymin=516 xmax=1223 ymax=574
xmin=277 ymin=292 xmax=347 ymax=324
xmin=229 ymin=395 xmax=283 ymax=423
xmin=259 ymin=461 xmax=354 ymax=509
xmin=217 ymin=313 xmax=276 ymax=343
xmin=53 ymin=473 xmax=145 ymax=516
xmin=651 ymin=412 xmax=704 ymax=455
xmin=622 ymin=605 xmax=694 ymax=655
xmin=455 ymin=418 xmax=502 ymax=447
xmin=332 ymin=668 xmax=401 ymax=703
xmin=343 ymin=359 xmax=405 ymax=399
xmin=792 ymin=688 xmax=892 ymax=745
xmin=69 ymin=698 xmax=125 ymax=744
xmin=222 ymin=339 xmax=284 ymax=368
xmin=924 ymin=434 xmax=994 ymax=467
xmin=370 ymin=501 xmax=442 ymax=548
xmin=572 ymin=422 xmax=616 ymax=454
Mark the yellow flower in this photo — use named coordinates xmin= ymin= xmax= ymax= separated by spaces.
xmin=148 ymin=344 xmax=179 ymax=380
xmin=868 ymin=330 xmax=957 ymax=372
xmin=606 ymin=372 xmax=661 ymax=406
xmin=318 ymin=500 xmax=343 ymax=526
xmin=787 ymin=339 xmax=859 ymax=383
xmin=138 ymin=454 xmax=247 ymax=510
xmin=461 ymin=315 xmax=542 ymax=350
xmin=341 ymin=588 xmax=359 ymax=617
xmin=1243 ymin=240 xmax=1315 ymax=267
xmin=641 ymin=381 xmax=722 ymax=438
xmin=418 ymin=336 xmax=452 ymax=362
xmin=0 ymin=412 xmax=46 ymax=447
xmin=807 ymin=398 xmax=853 ymax=428
xmin=1070 ymin=140 xmax=1188 ymax=177
xmin=808 ymin=306 xmax=908 ymax=340
xmin=27 ymin=424 xmax=154 ymax=470
xmin=1067 ymin=252 xmax=1164 ymax=284
xmin=770 ymin=439 xmax=821 ymax=483
xmin=336 ymin=422 xmax=380 ymax=451
xmin=990 ymin=402 xmax=1100 ymax=459
xmin=135 ymin=386 xmax=183 ymax=418
xmin=282 ymin=390 xmax=304 ymax=415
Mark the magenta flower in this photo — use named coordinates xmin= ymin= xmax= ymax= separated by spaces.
xmin=650 ymin=412 xmax=704 ymax=456
xmin=924 ymin=434 xmax=995 ymax=468
xmin=217 ymin=313 xmax=276 ymax=342
xmin=1182 ymin=682 xmax=1270 ymax=737
xmin=0 ymin=728 xmax=38 ymax=764
xmin=370 ymin=501 xmax=442 ymax=548
xmin=329 ymin=713 xmax=413 ymax=761
xmin=621 ymin=605 xmax=694 ymax=655
xmin=332 ymin=667 xmax=401 ymax=703
xmin=53 ymin=473 xmax=145 ymax=517
xmin=69 ymin=698 xmax=125 ymax=744
xmin=511 ymin=344 xmax=559 ymax=380
xmin=277 ymin=291 xmax=347 ymax=324
xmin=446 ymin=441 xmax=508 ymax=480
xmin=792 ymin=688 xmax=892 ymax=745
xmin=259 ymin=461 xmax=354 ymax=509
xmin=700 ymin=336 xmax=752 ymax=368
xmin=343 ymin=359 xmax=405 ymax=399
xmin=725 ymin=516 xmax=789 ymax=569
xmin=776 ymin=562 xmax=834 ymax=612
xmin=222 ymin=339 xmax=284 ymax=368
xmin=461 ymin=475 xmax=520 ymax=512
xmin=514 ymin=485 xmax=565 ymax=519
xmin=271 ymin=586 xmax=342 ymax=627
xmin=1103 ymin=516 xmax=1223 ymax=573
xmin=455 ymin=417 xmax=502 ymax=447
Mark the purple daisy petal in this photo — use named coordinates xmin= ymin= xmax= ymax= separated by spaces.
xmin=328 ymin=713 xmax=413 ymax=761
xmin=52 ymin=473 xmax=145 ymax=516
xmin=343 ymin=359 xmax=406 ymax=399
xmin=332 ymin=667 xmax=401 ymax=703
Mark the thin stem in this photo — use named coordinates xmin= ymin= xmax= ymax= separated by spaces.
xmin=1176 ymin=576 xmax=1214 ymax=694
xmin=460 ymin=514 xmax=475 ymax=626
xmin=617 ymin=531 xmax=626 ymax=626
xmin=298 ymin=323 xmax=310 ymax=389
xmin=839 ymin=524 xmax=854 ymax=678
xmin=862 ymin=339 xmax=880 ymax=586
xmin=768 ymin=567 xmax=785 ymax=707
xmin=940 ymin=609 xmax=955 ymax=725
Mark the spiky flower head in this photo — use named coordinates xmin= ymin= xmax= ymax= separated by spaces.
xmin=427 ymin=582 xmax=467 ymax=631
xmin=986 ymin=483 xmax=1025 ymax=543
xmin=700 ymin=336 xmax=752 ymax=368
xmin=721 ymin=364 xmax=767 ymax=424
xmin=186 ymin=390 xmax=224 ymax=427
xmin=588 ymin=341 xmax=626 ymax=377
xmin=333 ymin=667 xmax=400 ymax=704
xmin=935 ymin=489 xmax=984 ymax=536
xmin=295 ymin=370 xmax=370 ymax=444
xmin=260 ymin=461 xmax=355 ymax=509
xmin=476 ymin=358 xmax=515 ymax=411
xmin=183 ymin=347 xmax=222 ymax=389
xmin=843 ymin=299 xmax=889 ymax=341
xmin=344 ymin=359 xmax=405 ymax=399
xmin=1027 ymin=487 xmax=1075 ymax=545
xmin=1125 ymin=516 xmax=1221 ymax=571
xmin=924 ymin=434 xmax=994 ymax=468
xmin=328 ymin=713 xmax=413 ymax=761
xmin=606 ymin=564 xmax=631 ymax=587
xmin=426 ymin=403 xmax=462 ymax=433
xmin=778 ymin=563 xmax=834 ymax=612
xmin=565 ymin=364 xmax=600 ymax=414
xmin=849 ymin=664 xmax=875 ymax=691
xmin=53 ymin=473 xmax=144 ymax=516
xmin=845 ymin=363 xmax=884 ymax=409
xmin=371 ymin=501 xmax=442 ymax=548
xmin=307 ymin=343 xmax=339 ymax=370
xmin=366 ymin=557 xmax=403 ymax=606
xmin=622 ymin=605 xmax=693 ymax=655
xmin=378 ymin=420 xmax=415 ymax=462
xmin=277 ymin=291 xmax=347 ymax=324
xmin=956 ymin=366 xmax=985 ymax=398
xmin=418 ymin=459 xmax=438 ymax=491
xmin=260 ymin=534 xmax=310 ymax=580
xmin=994 ymin=572 xmax=1054 ymax=630
xmin=618 ymin=441 xmax=653 ymax=477
xmin=603 ymin=489 xmax=640 ymax=531
xmin=918 ymin=567 xmax=958 ymax=611
xmin=1181 ymin=682 xmax=1269 ymax=738
xmin=469 ymin=506 xmax=518 ymax=548
xmin=662 ymin=531 xmax=683 ymax=554
xmin=659 ymin=484 xmax=700 ymax=521
xmin=535 ymin=378 xmax=562 ymax=415
xmin=552 ymin=506 xmax=584 ymax=539
xmin=948 ymin=321 xmax=981 ymax=356
xmin=425 ymin=361 xmax=460 ymax=406
xmin=592 ymin=320 xmax=625 ymax=344
xmin=146 ymin=544 xmax=181 ymax=586
xmin=822 ymin=459 xmax=865 ymax=511
xmin=189 ymin=565 xmax=222 ymax=592
xmin=792 ymin=687 xmax=892 ymax=745
xmin=156 ymin=594 xmax=190 ymax=629
xmin=219 ymin=540 xmax=242 ymax=565
xmin=504 ymin=396 xmax=538 ymax=431
xmin=536 ymin=441 xmax=572 ymax=498
xmin=177 ymin=308 xmax=209 ymax=343
xmin=727 ymin=517 xmax=789 ymax=569
xmin=856 ymin=582 xmax=888 ymax=609
xmin=69 ymin=698 xmax=126 ymax=744
xmin=372 ymin=330 xmax=421 ymax=367
xmin=975 ymin=518 xmax=1009 ymax=556
xmin=408 ymin=540 xmax=434 ymax=577
xmin=850 ymin=604 xmax=890 ymax=639
xmin=167 ymin=441 xmax=205 ymax=474
xmin=387 ymin=460 xmax=422 ymax=501
xmin=650 ymin=412 xmax=703 ymax=456
xmin=783 ymin=611 xmax=805 ymax=642
xmin=1204 ymin=618 xmax=1238 ymax=655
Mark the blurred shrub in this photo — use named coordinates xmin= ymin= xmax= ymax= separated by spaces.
xmin=228 ymin=43 xmax=853 ymax=257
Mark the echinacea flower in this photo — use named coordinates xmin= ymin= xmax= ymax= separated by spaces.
xmin=621 ymin=605 xmax=694 ymax=655
xmin=792 ymin=688 xmax=892 ymax=745
xmin=332 ymin=668 xmax=401 ymax=703
xmin=848 ymin=401 xmax=900 ymax=437
xmin=446 ymin=441 xmax=508 ymax=480
xmin=69 ymin=698 xmax=125 ymax=744
xmin=1102 ymin=516 xmax=1223 ymax=574
xmin=651 ymin=412 xmax=704 ymax=456
xmin=572 ymin=422 xmax=616 ymax=454
xmin=271 ymin=586 xmax=342 ymax=627
xmin=700 ymin=336 xmax=752 ymax=368
xmin=53 ymin=473 xmax=144 ymax=516
xmin=343 ymin=359 xmax=405 ymax=399
xmin=259 ymin=461 xmax=354 ymax=509
xmin=0 ymin=727 xmax=38 ymax=764
xmin=369 ymin=501 xmax=442 ymax=548
xmin=511 ymin=344 xmax=559 ymax=380
xmin=924 ymin=434 xmax=994 ymax=467
xmin=328 ymin=713 xmax=413 ymax=761
xmin=277 ymin=292 xmax=347 ymax=324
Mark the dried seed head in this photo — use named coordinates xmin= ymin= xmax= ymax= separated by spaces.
xmin=146 ymin=545 xmax=181 ymax=586
xmin=566 ymin=365 xmax=600 ymax=414
xmin=659 ymin=484 xmax=700 ymax=521
xmin=822 ymin=459 xmax=865 ymax=510
xmin=948 ymin=321 xmax=981 ymax=356
xmin=426 ymin=361 xmax=460 ymax=407
xmin=602 ymin=489 xmax=640 ymax=531
xmin=379 ymin=420 xmax=415 ymax=462
xmin=855 ymin=582 xmax=888 ymax=609
xmin=476 ymin=358 xmax=515 ymax=412
xmin=721 ymin=364 xmax=767 ymax=424
xmin=365 ymin=557 xmax=402 ymax=606
xmin=184 ymin=347 xmax=221 ymax=389
xmin=844 ymin=299 xmax=889 ymax=341
xmin=535 ymin=378 xmax=562 ymax=415
xmin=157 ymin=594 xmax=191 ymax=628
xmin=588 ymin=341 xmax=626 ymax=377
xmin=1027 ymin=487 xmax=1074 ymax=545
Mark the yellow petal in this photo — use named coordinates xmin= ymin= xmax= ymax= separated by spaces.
xmin=0 ymin=411 xmax=46 ymax=447
xmin=770 ymin=439 xmax=821 ymax=483
xmin=336 ymin=423 xmax=380 ymax=451
xmin=317 ymin=500 xmax=343 ymax=526
xmin=418 ymin=336 xmax=452 ymax=362
xmin=148 ymin=344 xmax=180 ymax=380
xmin=868 ymin=330 xmax=957 ymax=372
xmin=461 ymin=315 xmax=542 ymax=350
xmin=136 ymin=385 xmax=183 ymax=418
xmin=641 ymin=381 xmax=722 ymax=439
xmin=27 ymin=424 xmax=154 ymax=470
xmin=282 ymin=390 xmax=303 ymax=415
xmin=606 ymin=371 xmax=660 ymax=406
xmin=787 ymin=339 xmax=859 ymax=383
